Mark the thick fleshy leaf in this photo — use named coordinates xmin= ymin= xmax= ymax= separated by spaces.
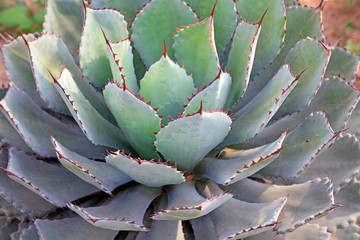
xmin=196 ymin=181 xmax=286 ymax=239
xmin=348 ymin=103 xmax=360 ymax=138
xmin=225 ymin=19 xmax=260 ymax=109
xmin=291 ymin=134 xmax=360 ymax=192
xmin=132 ymin=0 xmax=197 ymax=67
xmin=35 ymin=216 xmax=118 ymax=240
xmin=246 ymin=224 xmax=331 ymax=240
xmin=284 ymin=0 xmax=298 ymax=5
xmin=221 ymin=65 xmax=297 ymax=147
xmin=133 ymin=47 xmax=147 ymax=80
xmin=26 ymin=34 xmax=73 ymax=114
xmin=155 ymin=111 xmax=232 ymax=171
xmin=185 ymin=0 xmax=237 ymax=60
xmin=259 ymin=112 xmax=338 ymax=179
xmin=274 ymin=38 xmax=330 ymax=118
xmin=307 ymin=76 xmax=360 ymax=131
xmin=79 ymin=6 xmax=128 ymax=88
xmin=1 ymin=34 xmax=43 ymax=106
xmin=139 ymin=54 xmax=195 ymax=112
xmin=173 ymin=6 xmax=220 ymax=88
xmin=103 ymin=83 xmax=161 ymax=159
xmin=67 ymin=184 xmax=161 ymax=231
xmin=54 ymin=67 xmax=132 ymax=151
xmin=325 ymin=46 xmax=359 ymax=82
xmin=106 ymin=151 xmax=185 ymax=187
xmin=43 ymin=0 xmax=84 ymax=62
xmin=314 ymin=178 xmax=360 ymax=232
xmin=183 ymin=71 xmax=231 ymax=115
xmin=236 ymin=0 xmax=286 ymax=78
xmin=152 ymin=181 xmax=233 ymax=220
xmin=4 ymin=148 xmax=99 ymax=207
xmin=53 ymin=138 xmax=131 ymax=195
xmin=89 ymin=0 xmax=148 ymax=21
xmin=0 ymin=150 xmax=54 ymax=217
xmin=197 ymin=132 xmax=285 ymax=185
xmin=224 ymin=178 xmax=336 ymax=233
xmin=138 ymin=200 xmax=185 ymax=240
xmin=14 ymin=225 xmax=39 ymax=240
xmin=236 ymin=6 xmax=322 ymax=110
xmin=240 ymin=76 xmax=360 ymax=149
xmin=157 ymin=101 xmax=185 ymax=125
xmin=190 ymin=214 xmax=218 ymax=240
xmin=105 ymin=38 xmax=139 ymax=93
xmin=26 ymin=34 xmax=112 ymax=120
xmin=0 ymin=111 xmax=31 ymax=153
xmin=0 ymin=87 xmax=106 ymax=158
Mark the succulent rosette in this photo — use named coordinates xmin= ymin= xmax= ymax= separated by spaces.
xmin=0 ymin=0 xmax=359 ymax=239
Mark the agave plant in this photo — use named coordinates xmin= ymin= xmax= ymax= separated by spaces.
xmin=0 ymin=0 xmax=360 ymax=239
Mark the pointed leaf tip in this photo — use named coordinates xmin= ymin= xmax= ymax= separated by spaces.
xmin=210 ymin=0 xmax=219 ymax=18
xmin=163 ymin=40 xmax=167 ymax=57
xmin=258 ymin=8 xmax=268 ymax=26
xmin=197 ymin=100 xmax=203 ymax=115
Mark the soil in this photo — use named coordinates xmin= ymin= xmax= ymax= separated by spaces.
xmin=300 ymin=0 xmax=360 ymax=87
xmin=0 ymin=0 xmax=359 ymax=86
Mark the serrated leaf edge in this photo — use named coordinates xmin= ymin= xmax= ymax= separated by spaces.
xmin=223 ymin=131 xmax=287 ymax=185
xmin=67 ymin=202 xmax=149 ymax=231
xmin=151 ymin=190 xmax=233 ymax=219
xmin=51 ymin=136 xmax=114 ymax=196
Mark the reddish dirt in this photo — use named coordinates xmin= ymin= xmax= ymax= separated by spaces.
xmin=0 ymin=0 xmax=359 ymax=87
xmin=300 ymin=0 xmax=360 ymax=87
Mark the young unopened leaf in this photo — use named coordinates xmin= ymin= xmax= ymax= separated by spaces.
xmin=79 ymin=6 xmax=128 ymax=88
xmin=140 ymin=54 xmax=195 ymax=113
xmin=185 ymin=0 xmax=237 ymax=60
xmin=132 ymin=0 xmax=198 ymax=67
xmin=173 ymin=7 xmax=220 ymax=88
xmin=106 ymin=38 xmax=139 ymax=93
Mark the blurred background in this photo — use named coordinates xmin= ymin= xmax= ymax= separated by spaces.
xmin=0 ymin=0 xmax=359 ymax=85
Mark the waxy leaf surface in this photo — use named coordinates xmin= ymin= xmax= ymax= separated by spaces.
xmin=173 ymin=10 xmax=219 ymax=88
xmin=6 ymin=148 xmax=99 ymax=207
xmin=103 ymin=83 xmax=161 ymax=159
xmin=54 ymin=67 xmax=131 ymax=151
xmin=132 ymin=0 xmax=198 ymax=67
xmin=53 ymin=138 xmax=131 ymax=195
xmin=68 ymin=184 xmax=161 ymax=231
xmin=155 ymin=111 xmax=232 ymax=171
xmin=79 ymin=6 xmax=128 ymax=88
xmin=106 ymin=151 xmax=185 ymax=187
